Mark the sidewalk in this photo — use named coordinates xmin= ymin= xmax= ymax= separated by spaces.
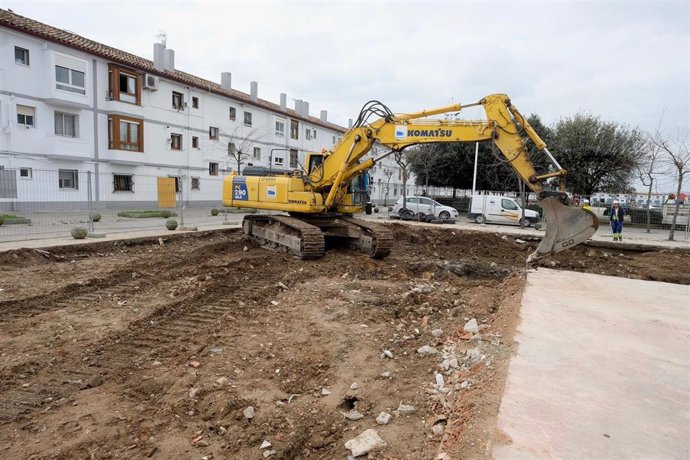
xmin=0 ymin=222 xmax=240 ymax=252
xmin=492 ymin=269 xmax=690 ymax=458
xmin=1 ymin=213 xmax=688 ymax=253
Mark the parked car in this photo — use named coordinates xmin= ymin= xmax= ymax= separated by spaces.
xmin=392 ymin=196 xmax=459 ymax=220
xmin=468 ymin=195 xmax=539 ymax=227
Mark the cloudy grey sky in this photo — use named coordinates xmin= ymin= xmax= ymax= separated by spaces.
xmin=3 ymin=0 xmax=688 ymax=137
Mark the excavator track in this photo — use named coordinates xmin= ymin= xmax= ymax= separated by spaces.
xmin=339 ymin=217 xmax=393 ymax=259
xmin=243 ymin=215 xmax=325 ymax=260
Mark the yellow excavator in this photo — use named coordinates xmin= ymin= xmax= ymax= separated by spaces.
xmin=222 ymin=94 xmax=598 ymax=261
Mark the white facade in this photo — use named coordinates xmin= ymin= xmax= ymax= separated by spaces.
xmin=0 ymin=22 xmax=349 ymax=209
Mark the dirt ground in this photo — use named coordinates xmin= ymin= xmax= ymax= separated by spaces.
xmin=1 ymin=224 xmax=688 ymax=460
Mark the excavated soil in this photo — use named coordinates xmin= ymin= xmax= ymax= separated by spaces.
xmin=1 ymin=224 xmax=688 ymax=459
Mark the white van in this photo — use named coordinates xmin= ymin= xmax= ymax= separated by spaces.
xmin=469 ymin=195 xmax=540 ymax=227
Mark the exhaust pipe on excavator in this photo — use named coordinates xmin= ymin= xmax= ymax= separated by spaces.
xmin=527 ymin=197 xmax=599 ymax=263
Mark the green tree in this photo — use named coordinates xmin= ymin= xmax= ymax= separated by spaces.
xmin=551 ymin=113 xmax=646 ymax=195
xmin=409 ymin=114 xmax=553 ymax=193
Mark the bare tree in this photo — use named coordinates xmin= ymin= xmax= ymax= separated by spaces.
xmin=637 ymin=139 xmax=661 ymax=233
xmin=651 ymin=129 xmax=689 ymax=240
xmin=383 ymin=168 xmax=393 ymax=207
xmin=394 ymin=149 xmax=412 ymax=209
xmin=227 ymin=127 xmax=264 ymax=173
xmin=412 ymin=146 xmax=453 ymax=192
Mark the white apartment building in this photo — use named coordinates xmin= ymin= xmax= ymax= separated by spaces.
xmin=0 ymin=9 xmax=419 ymax=211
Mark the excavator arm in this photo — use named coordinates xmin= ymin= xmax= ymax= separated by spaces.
xmin=309 ymin=94 xmax=598 ymax=260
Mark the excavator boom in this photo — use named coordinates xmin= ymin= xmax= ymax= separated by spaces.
xmin=223 ymin=94 xmax=598 ymax=260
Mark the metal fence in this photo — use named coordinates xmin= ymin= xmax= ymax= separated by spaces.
xmin=1 ymin=168 xmax=688 ymax=243
xmin=0 ymin=168 xmax=240 ymax=242
xmin=381 ymin=189 xmax=690 ymax=242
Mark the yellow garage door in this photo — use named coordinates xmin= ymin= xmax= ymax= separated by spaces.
xmin=157 ymin=177 xmax=177 ymax=208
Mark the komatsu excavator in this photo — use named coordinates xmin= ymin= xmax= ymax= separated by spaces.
xmin=222 ymin=94 xmax=598 ymax=261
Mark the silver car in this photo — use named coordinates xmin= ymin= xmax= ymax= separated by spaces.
xmin=392 ymin=196 xmax=459 ymax=220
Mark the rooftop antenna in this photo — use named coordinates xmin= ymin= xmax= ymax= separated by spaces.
xmin=156 ymin=30 xmax=167 ymax=46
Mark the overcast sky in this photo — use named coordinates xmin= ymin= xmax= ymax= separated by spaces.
xmin=3 ymin=0 xmax=689 ymax=188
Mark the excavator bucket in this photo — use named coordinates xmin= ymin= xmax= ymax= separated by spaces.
xmin=528 ymin=197 xmax=599 ymax=263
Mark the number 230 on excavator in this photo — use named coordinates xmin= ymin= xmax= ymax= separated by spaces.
xmin=222 ymin=94 xmax=598 ymax=261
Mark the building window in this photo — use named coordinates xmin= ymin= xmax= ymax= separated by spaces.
xmin=290 ymin=120 xmax=299 ymax=140
xmin=192 ymin=96 xmax=199 ymax=109
xmin=229 ymin=107 xmax=236 ymax=120
xmin=274 ymin=157 xmax=284 ymax=166
xmin=172 ymin=91 xmax=184 ymax=110
xmin=58 ymin=169 xmax=79 ymax=189
xmin=253 ymin=147 xmax=261 ymax=160
xmin=113 ymin=174 xmax=134 ymax=192
xmin=209 ymin=162 xmax=219 ymax=176
xmin=306 ymin=129 xmax=312 ymax=140
xmin=313 ymin=129 xmax=317 ymax=139
xmin=244 ymin=111 xmax=252 ymax=126
xmin=276 ymin=118 xmax=285 ymax=137
xmin=19 ymin=167 xmax=32 ymax=179
xmin=209 ymin=126 xmax=219 ymax=140
xmin=108 ymin=64 xmax=140 ymax=104
xmin=289 ymin=149 xmax=298 ymax=168
xmin=171 ymin=133 xmax=182 ymax=150
xmin=17 ymin=105 xmax=35 ymax=126
xmin=55 ymin=65 xmax=85 ymax=95
xmin=15 ymin=46 xmax=29 ymax=65
xmin=228 ymin=142 xmax=236 ymax=155
xmin=275 ymin=119 xmax=285 ymax=136
xmin=191 ymin=177 xmax=200 ymax=190
xmin=192 ymin=136 xmax=199 ymax=148
xmin=332 ymin=136 xmax=336 ymax=144
xmin=54 ymin=112 xmax=78 ymax=137
xmin=108 ymin=115 xmax=143 ymax=151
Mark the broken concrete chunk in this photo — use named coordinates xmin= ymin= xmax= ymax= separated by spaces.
xmin=260 ymin=440 xmax=272 ymax=449
xmin=376 ymin=412 xmax=392 ymax=425
xmin=397 ymin=403 xmax=417 ymax=415
xmin=417 ymin=345 xmax=438 ymax=355
xmin=343 ymin=409 xmax=364 ymax=421
xmin=382 ymin=350 xmax=394 ymax=359
xmin=263 ymin=449 xmax=276 ymax=458
xmin=243 ymin=406 xmax=255 ymax=420
xmin=431 ymin=329 xmax=443 ymax=337
xmin=435 ymin=373 xmax=445 ymax=388
xmin=321 ymin=388 xmax=331 ymax=396
xmin=463 ymin=318 xmax=479 ymax=334
xmin=466 ymin=347 xmax=482 ymax=363
xmin=344 ymin=429 xmax=387 ymax=457
xmin=431 ymin=423 xmax=445 ymax=435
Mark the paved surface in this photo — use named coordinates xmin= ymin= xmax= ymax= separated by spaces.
xmin=492 ymin=268 xmax=690 ymax=459
xmin=2 ymin=212 xmax=688 ymax=253
xmin=0 ymin=222 xmax=240 ymax=252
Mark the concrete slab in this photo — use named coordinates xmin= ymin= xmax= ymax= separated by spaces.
xmin=493 ymin=269 xmax=690 ymax=459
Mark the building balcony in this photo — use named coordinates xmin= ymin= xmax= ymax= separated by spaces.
xmin=43 ymin=135 xmax=93 ymax=161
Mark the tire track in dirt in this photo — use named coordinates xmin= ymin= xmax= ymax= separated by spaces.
xmin=0 ymin=250 xmax=299 ymax=424
xmin=0 ymin=238 xmax=240 ymax=324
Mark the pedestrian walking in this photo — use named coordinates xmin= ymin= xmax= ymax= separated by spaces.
xmin=609 ymin=200 xmax=624 ymax=241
